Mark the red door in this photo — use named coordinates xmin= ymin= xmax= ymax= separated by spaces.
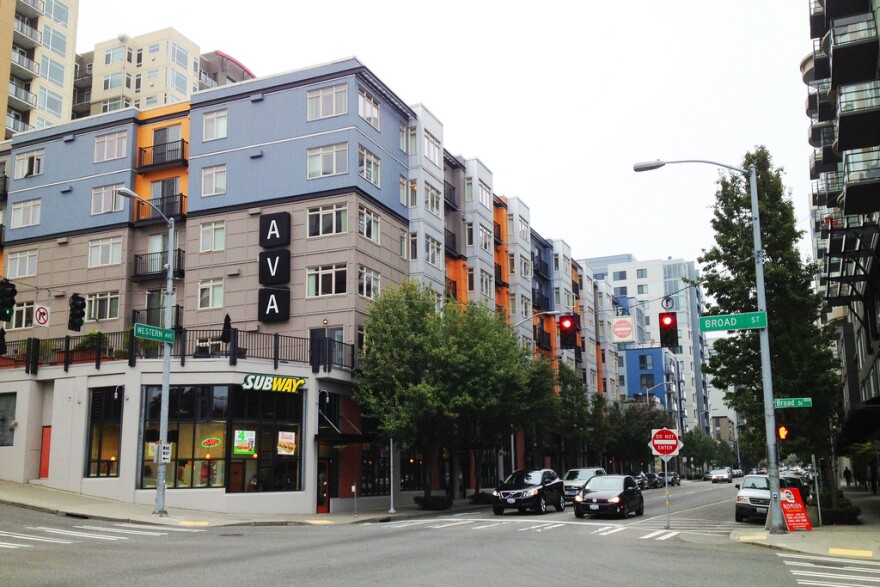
xmin=316 ymin=460 xmax=330 ymax=514
xmin=39 ymin=426 xmax=51 ymax=478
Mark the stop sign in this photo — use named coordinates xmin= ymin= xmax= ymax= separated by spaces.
xmin=649 ymin=428 xmax=680 ymax=456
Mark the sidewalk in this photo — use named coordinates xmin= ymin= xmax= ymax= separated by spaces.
xmin=1 ymin=479 xmax=878 ymax=559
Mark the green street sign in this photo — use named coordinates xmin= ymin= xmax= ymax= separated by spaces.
xmin=699 ymin=311 xmax=767 ymax=332
xmin=134 ymin=322 xmax=175 ymax=344
xmin=774 ymin=397 xmax=813 ymax=409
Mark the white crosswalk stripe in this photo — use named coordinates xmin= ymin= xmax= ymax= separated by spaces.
xmin=29 ymin=527 xmax=127 ymax=540
xmin=114 ymin=523 xmax=206 ymax=533
xmin=74 ymin=525 xmax=167 ymax=536
xmin=0 ymin=542 xmax=32 ymax=549
xmin=0 ymin=522 xmax=203 ymax=552
xmin=779 ymin=552 xmax=880 ymax=586
xmin=0 ymin=530 xmax=73 ymax=544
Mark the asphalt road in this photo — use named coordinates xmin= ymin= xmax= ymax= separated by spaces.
xmin=0 ymin=482 xmax=834 ymax=586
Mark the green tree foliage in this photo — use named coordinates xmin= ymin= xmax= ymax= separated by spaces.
xmin=605 ymin=402 xmax=674 ymax=473
xmin=697 ymin=147 xmax=840 ymax=463
xmin=557 ymin=362 xmax=591 ymax=471
xmin=681 ymin=428 xmax=718 ymax=474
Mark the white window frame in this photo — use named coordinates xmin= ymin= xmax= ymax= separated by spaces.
xmin=91 ymin=184 xmax=124 ymax=215
xmin=202 ymin=164 xmax=227 ymax=196
xmin=200 ymin=221 xmax=225 ymax=252
xmin=94 ymin=131 xmax=127 ymax=162
xmin=8 ymin=303 xmax=33 ymax=330
xmin=424 ymin=131 xmax=441 ymax=166
xmin=358 ymin=206 xmax=380 ymax=244
xmin=308 ymin=204 xmax=347 ymax=237
xmin=307 ymin=264 xmax=347 ymax=297
xmin=425 ymin=183 xmax=441 ymax=216
xmin=307 ymin=84 xmax=347 ymax=120
xmin=358 ymin=146 xmax=380 ymax=187
xmin=358 ymin=88 xmax=380 ymax=130
xmin=479 ymin=225 xmax=492 ymax=252
xmin=14 ymin=149 xmax=44 ymax=179
xmin=86 ymin=292 xmax=120 ymax=321
xmin=11 ymin=199 xmax=41 ymax=228
xmin=308 ymin=143 xmax=348 ymax=178
xmin=203 ymin=109 xmax=228 ymax=141
xmin=425 ymin=235 xmax=441 ymax=268
xmin=479 ymin=181 xmax=492 ymax=209
xmin=88 ymin=236 xmax=122 ymax=268
xmin=358 ymin=266 xmax=380 ymax=299
xmin=7 ymin=250 xmax=37 ymax=278
xmin=480 ymin=270 xmax=492 ymax=301
xmin=103 ymin=72 xmax=122 ymax=91
xmin=105 ymin=46 xmax=123 ymax=65
xmin=520 ymin=255 xmax=533 ymax=278
xmin=198 ymin=278 xmax=224 ymax=309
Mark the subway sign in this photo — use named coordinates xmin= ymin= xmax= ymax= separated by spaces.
xmin=242 ymin=374 xmax=306 ymax=394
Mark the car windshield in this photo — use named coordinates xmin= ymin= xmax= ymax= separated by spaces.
xmin=564 ymin=470 xmax=595 ymax=481
xmin=742 ymin=476 xmax=770 ymax=490
xmin=504 ymin=470 xmax=542 ymax=485
xmin=586 ymin=477 xmax=624 ymax=491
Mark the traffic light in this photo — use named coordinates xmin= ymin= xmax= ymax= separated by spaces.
xmin=0 ymin=280 xmax=17 ymax=322
xmin=776 ymin=424 xmax=792 ymax=441
xmin=68 ymin=293 xmax=86 ymax=332
xmin=658 ymin=312 xmax=679 ymax=348
xmin=559 ymin=313 xmax=578 ymax=349
xmin=0 ymin=328 xmax=6 ymax=355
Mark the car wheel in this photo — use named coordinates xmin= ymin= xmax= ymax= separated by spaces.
xmin=636 ymin=499 xmax=644 ymax=516
xmin=535 ymin=494 xmax=546 ymax=514
xmin=493 ymin=505 xmax=504 ymax=516
xmin=575 ymin=508 xmax=585 ymax=519
xmin=517 ymin=508 xmax=526 ymax=513
xmin=735 ymin=511 xmax=744 ymax=522
xmin=555 ymin=494 xmax=565 ymax=512
xmin=728 ymin=478 xmax=732 ymax=483
xmin=618 ymin=505 xmax=628 ymax=519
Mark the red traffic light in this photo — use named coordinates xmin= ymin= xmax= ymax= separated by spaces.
xmin=560 ymin=316 xmax=574 ymax=331
xmin=658 ymin=312 xmax=678 ymax=348
xmin=661 ymin=314 xmax=674 ymax=327
xmin=776 ymin=425 xmax=790 ymax=441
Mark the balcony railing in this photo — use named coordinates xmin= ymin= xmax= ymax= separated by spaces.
xmin=13 ymin=19 xmax=41 ymax=45
xmin=832 ymin=13 xmax=876 ymax=48
xmin=495 ymin=263 xmax=506 ymax=286
xmin=844 ymin=147 xmax=880 ymax=183
xmin=10 ymin=51 xmax=38 ymax=76
xmin=444 ymin=229 xmax=458 ymax=255
xmin=6 ymin=115 xmax=32 ymax=134
xmin=533 ymin=291 xmax=551 ymax=312
xmin=535 ymin=327 xmax=552 ymax=350
xmin=0 ymin=174 xmax=7 ymax=199
xmin=131 ymin=305 xmax=183 ymax=330
xmin=137 ymin=139 xmax=188 ymax=170
xmin=444 ymin=181 xmax=458 ymax=209
xmin=533 ymin=256 xmax=550 ymax=278
xmin=493 ymin=222 xmax=502 ymax=243
xmin=132 ymin=249 xmax=186 ymax=281
xmin=132 ymin=193 xmax=187 ymax=222
xmin=7 ymin=82 xmax=36 ymax=107
xmin=446 ymin=279 xmax=457 ymax=299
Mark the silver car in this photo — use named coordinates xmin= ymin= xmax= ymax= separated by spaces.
xmin=562 ymin=467 xmax=607 ymax=502
xmin=710 ymin=468 xmax=733 ymax=483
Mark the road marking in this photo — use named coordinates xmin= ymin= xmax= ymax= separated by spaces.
xmin=0 ymin=531 xmax=73 ymax=544
xmin=518 ymin=524 xmax=552 ymax=532
xmin=0 ymin=542 xmax=32 ymax=549
xmin=31 ymin=527 xmax=127 ymax=540
xmin=427 ymin=521 xmax=473 ymax=529
xmin=75 ymin=525 xmax=166 ymax=536
xmin=473 ymin=523 xmax=503 ymax=530
xmin=656 ymin=531 xmax=679 ymax=541
xmin=599 ymin=527 xmax=625 ymax=536
xmin=639 ymin=530 xmax=667 ymax=539
xmin=591 ymin=526 xmax=615 ymax=534
xmin=780 ymin=553 xmax=880 ymax=566
xmin=536 ymin=524 xmax=564 ymax=532
xmin=828 ymin=547 xmax=874 ymax=559
xmin=115 ymin=523 xmax=205 ymax=533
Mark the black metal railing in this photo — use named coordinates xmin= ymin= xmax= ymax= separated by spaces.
xmin=132 ymin=249 xmax=186 ymax=280
xmin=444 ymin=229 xmax=457 ymax=254
xmin=533 ymin=291 xmax=551 ymax=312
xmin=137 ymin=139 xmax=188 ymax=169
xmin=133 ymin=194 xmax=187 ymax=222
xmin=446 ymin=279 xmax=458 ymax=299
xmin=131 ymin=305 xmax=183 ymax=330
xmin=444 ymin=181 xmax=458 ymax=209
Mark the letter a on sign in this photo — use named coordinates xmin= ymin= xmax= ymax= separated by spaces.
xmin=258 ymin=287 xmax=290 ymax=323
xmin=259 ymin=212 xmax=291 ymax=247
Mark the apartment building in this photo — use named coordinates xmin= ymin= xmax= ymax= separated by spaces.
xmin=804 ymin=0 xmax=880 ymax=448
xmin=1 ymin=0 xmax=80 ymax=137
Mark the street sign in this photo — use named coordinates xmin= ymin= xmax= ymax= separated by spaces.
xmin=774 ymin=397 xmax=813 ymax=409
xmin=699 ymin=311 xmax=767 ymax=332
xmin=611 ymin=316 xmax=635 ymax=343
xmin=649 ymin=428 xmax=682 ymax=457
xmin=134 ymin=322 xmax=175 ymax=344
xmin=34 ymin=304 xmax=50 ymax=328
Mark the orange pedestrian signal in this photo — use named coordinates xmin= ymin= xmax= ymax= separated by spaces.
xmin=776 ymin=425 xmax=791 ymax=441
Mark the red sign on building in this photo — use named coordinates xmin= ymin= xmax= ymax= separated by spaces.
xmin=780 ymin=487 xmax=812 ymax=531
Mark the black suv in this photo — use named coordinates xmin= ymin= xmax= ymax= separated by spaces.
xmin=492 ymin=468 xmax=565 ymax=515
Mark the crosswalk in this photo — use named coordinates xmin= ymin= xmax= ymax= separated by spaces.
xmin=369 ymin=516 xmax=718 ymax=541
xmin=0 ymin=522 xmax=204 ymax=550
xmin=780 ymin=552 xmax=880 ymax=586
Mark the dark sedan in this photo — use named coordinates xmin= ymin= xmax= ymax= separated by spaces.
xmin=573 ymin=474 xmax=644 ymax=519
xmin=492 ymin=469 xmax=565 ymax=515
xmin=645 ymin=473 xmax=663 ymax=489
xmin=660 ymin=471 xmax=681 ymax=486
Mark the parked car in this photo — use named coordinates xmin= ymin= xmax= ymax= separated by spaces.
xmin=735 ymin=474 xmax=771 ymax=522
xmin=562 ymin=467 xmax=607 ymax=502
xmin=492 ymin=469 xmax=565 ymax=515
xmin=631 ymin=471 xmax=649 ymax=490
xmin=659 ymin=471 xmax=681 ymax=486
xmin=702 ymin=470 xmax=713 ymax=481
xmin=573 ymin=474 xmax=644 ymax=519
xmin=781 ymin=474 xmax=814 ymax=505
xmin=710 ymin=468 xmax=733 ymax=483
xmin=645 ymin=472 xmax=663 ymax=489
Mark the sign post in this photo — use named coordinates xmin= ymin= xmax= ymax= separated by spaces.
xmin=649 ymin=428 xmax=682 ymax=529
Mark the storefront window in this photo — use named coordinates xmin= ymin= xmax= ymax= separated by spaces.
xmin=400 ymin=450 xmax=424 ymax=491
xmin=0 ymin=393 xmax=17 ymax=447
xmin=86 ymin=387 xmax=122 ymax=477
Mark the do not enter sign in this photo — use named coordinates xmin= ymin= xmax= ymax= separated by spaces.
xmin=649 ymin=428 xmax=682 ymax=457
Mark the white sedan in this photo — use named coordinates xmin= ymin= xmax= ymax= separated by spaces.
xmin=710 ymin=468 xmax=733 ymax=483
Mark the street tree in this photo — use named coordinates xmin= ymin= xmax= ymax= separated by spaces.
xmin=681 ymin=428 xmax=717 ymax=475
xmin=697 ymin=147 xmax=840 ymax=465
xmin=557 ymin=362 xmax=591 ymax=471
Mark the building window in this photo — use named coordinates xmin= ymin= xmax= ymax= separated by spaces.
xmin=613 ymin=271 xmax=627 ymax=280
xmin=467 ymin=267 xmax=474 ymax=292
xmin=409 ymin=233 xmax=418 ymax=260
xmin=37 ymin=87 xmax=63 ymax=117
xmin=8 ymin=303 xmax=33 ymax=330
xmin=639 ymin=355 xmax=654 ymax=370
xmin=640 ymin=374 xmax=655 ymax=390
xmin=101 ymin=97 xmax=128 ymax=112
xmin=202 ymin=165 xmax=227 ymax=196
xmin=203 ymin=109 xmax=227 ymax=141
xmin=170 ymin=43 xmax=188 ymax=68
xmin=307 ymin=203 xmax=347 ymax=237
xmin=86 ymin=292 xmax=120 ymax=321
xmin=519 ymin=218 xmax=529 ymax=240
xmin=170 ymin=69 xmax=187 ymax=94
xmin=465 ymin=223 xmax=474 ymax=247
xmin=521 ymin=295 xmax=531 ymax=318
xmin=307 ymin=84 xmax=347 ymax=120
xmin=400 ymin=177 xmax=417 ymax=206
xmin=359 ymin=146 xmax=380 ymax=187
xmin=88 ymin=236 xmax=122 ymax=267
xmin=44 ymin=0 xmax=69 ymax=26
xmin=7 ymin=250 xmax=37 ymax=278
xmin=509 ymin=296 xmax=517 ymax=317
xmin=200 ymin=221 xmax=225 ymax=252
xmin=425 ymin=236 xmax=441 ymax=268
xmin=42 ymin=25 xmax=66 ymax=57
xmin=478 ymin=181 xmax=492 ymax=209
xmin=86 ymin=388 xmax=122 ymax=477
xmin=465 ymin=178 xmax=473 ymax=202
xmin=399 ymin=231 xmax=407 ymax=259
xmin=91 ymin=185 xmax=124 ymax=215
xmin=11 ymin=199 xmax=41 ymax=228
xmin=480 ymin=270 xmax=492 ymax=301
xmin=479 ymin=225 xmax=492 ymax=252
xmin=424 ymin=131 xmax=441 ymax=166
xmin=425 ymin=183 xmax=441 ymax=216
xmin=39 ymin=55 xmax=65 ymax=87
xmin=105 ymin=46 xmax=123 ymax=65
xmin=198 ymin=279 xmax=224 ymax=309
xmin=520 ymin=255 xmax=532 ymax=278
xmin=358 ymin=88 xmax=380 ymax=130
xmin=613 ymin=286 xmax=627 ymax=296
xmin=307 ymin=264 xmax=347 ymax=297
xmin=95 ymin=131 xmax=127 ymax=162
xmin=308 ymin=143 xmax=348 ymax=178
xmin=508 ymin=254 xmax=516 ymax=275
xmin=14 ymin=150 xmax=44 ymax=179
xmin=0 ymin=393 xmax=16 ymax=447
xmin=637 ymin=268 xmax=648 ymax=279
xmin=103 ymin=72 xmax=122 ymax=90
xmin=408 ymin=180 xmax=418 ymax=207
xmin=358 ymin=206 xmax=380 ymax=244
xmin=358 ymin=266 xmax=380 ymax=299
xmin=637 ymin=284 xmax=648 ymax=295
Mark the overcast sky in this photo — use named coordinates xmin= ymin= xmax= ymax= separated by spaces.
xmin=75 ymin=1 xmax=813 ymax=267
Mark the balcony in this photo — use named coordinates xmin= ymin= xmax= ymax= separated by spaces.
xmin=837 ymin=80 xmax=880 ymax=151
xmin=493 ymin=222 xmax=502 ymax=244
xmin=6 ymin=114 xmax=32 ymax=135
xmin=494 ymin=263 xmax=507 ymax=287
xmin=445 ymin=279 xmax=457 ymax=300
xmin=12 ymin=19 xmax=41 ymax=49
xmin=198 ymin=70 xmax=217 ymax=89
xmin=131 ymin=193 xmax=187 ymax=223
xmin=72 ymin=89 xmax=91 ymax=116
xmin=811 ymin=143 xmax=841 ymax=179
xmin=73 ymin=72 xmax=92 ymax=89
xmin=535 ymin=326 xmax=552 ymax=350
xmin=840 ymin=147 xmax=880 ymax=214
xmin=532 ymin=290 xmax=551 ymax=312
xmin=801 ymin=39 xmax=830 ymax=84
xmin=806 ymin=80 xmax=835 ymax=122
xmin=830 ymin=14 xmax=878 ymax=89
xmin=810 ymin=0 xmax=828 ymax=39
xmin=16 ymin=0 xmax=44 ymax=19
xmin=131 ymin=249 xmax=186 ymax=282
xmin=131 ymin=305 xmax=183 ymax=330
xmin=533 ymin=255 xmax=550 ymax=278
xmin=10 ymin=51 xmax=38 ymax=79
xmin=7 ymin=82 xmax=36 ymax=111
xmin=825 ymin=0 xmax=872 ymax=21
xmin=444 ymin=181 xmax=459 ymax=210
xmin=137 ymin=139 xmax=188 ymax=172
xmin=812 ymin=170 xmax=845 ymax=207
xmin=0 ymin=175 xmax=7 ymax=199
xmin=444 ymin=228 xmax=459 ymax=256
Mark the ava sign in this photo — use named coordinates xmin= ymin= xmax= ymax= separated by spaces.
xmin=649 ymin=428 xmax=682 ymax=457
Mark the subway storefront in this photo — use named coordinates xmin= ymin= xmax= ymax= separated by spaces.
xmin=140 ymin=374 xmax=305 ymax=493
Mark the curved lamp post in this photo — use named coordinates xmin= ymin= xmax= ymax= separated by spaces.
xmin=118 ymin=187 xmax=174 ymax=517
xmin=633 ymin=159 xmax=785 ymax=534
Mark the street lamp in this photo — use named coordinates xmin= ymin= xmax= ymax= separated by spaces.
xmin=640 ymin=381 xmax=670 ymax=407
xmin=118 ymin=187 xmax=174 ymax=517
xmin=511 ymin=310 xmax=561 ymax=329
xmin=633 ymin=158 xmax=785 ymax=534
